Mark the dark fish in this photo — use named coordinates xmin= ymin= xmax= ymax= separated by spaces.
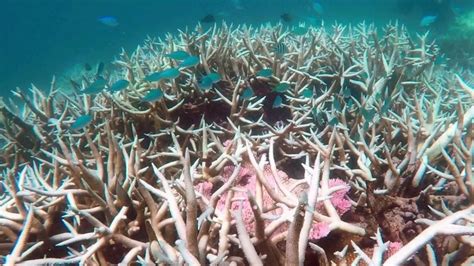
xmin=273 ymin=42 xmax=288 ymax=56
xmin=96 ymin=62 xmax=105 ymax=76
xmin=84 ymin=63 xmax=92 ymax=71
xmin=280 ymin=13 xmax=293 ymax=23
xmin=200 ymin=14 xmax=216 ymax=23
xmin=70 ymin=114 xmax=93 ymax=131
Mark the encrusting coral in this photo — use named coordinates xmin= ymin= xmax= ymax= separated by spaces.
xmin=0 ymin=22 xmax=473 ymax=265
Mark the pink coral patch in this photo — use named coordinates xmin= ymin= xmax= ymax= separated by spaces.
xmin=309 ymin=222 xmax=331 ymax=240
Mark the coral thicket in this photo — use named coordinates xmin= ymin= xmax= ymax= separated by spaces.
xmin=0 ymin=22 xmax=473 ymax=265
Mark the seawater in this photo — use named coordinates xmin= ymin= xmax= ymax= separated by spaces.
xmin=1 ymin=0 xmax=473 ymax=96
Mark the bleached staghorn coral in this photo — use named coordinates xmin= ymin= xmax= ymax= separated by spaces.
xmin=0 ymin=22 xmax=472 ymax=265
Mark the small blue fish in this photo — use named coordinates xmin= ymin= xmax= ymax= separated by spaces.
xmin=98 ymin=16 xmax=119 ymax=27
xmin=142 ymin=89 xmax=164 ymax=102
xmin=257 ymin=68 xmax=272 ymax=77
xmin=273 ymin=82 xmax=290 ymax=93
xmin=241 ymin=87 xmax=254 ymax=100
xmin=206 ymin=73 xmax=221 ymax=83
xmin=272 ymin=95 xmax=283 ymax=108
xmin=70 ymin=114 xmax=93 ymax=130
xmin=199 ymin=76 xmax=214 ymax=90
xmin=166 ymin=51 xmax=190 ymax=60
xmin=109 ymin=79 xmax=129 ymax=92
xmin=301 ymin=88 xmax=313 ymax=98
xmin=179 ymin=56 xmax=200 ymax=68
xmin=420 ymin=15 xmax=437 ymax=27
xmin=144 ymin=72 xmax=162 ymax=82
xmin=83 ymin=77 xmax=107 ymax=94
xmin=159 ymin=68 xmax=181 ymax=80
xmin=199 ymin=73 xmax=221 ymax=90
xmin=144 ymin=68 xmax=180 ymax=82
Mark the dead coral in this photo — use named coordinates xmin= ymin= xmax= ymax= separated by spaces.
xmin=0 ymin=22 xmax=473 ymax=265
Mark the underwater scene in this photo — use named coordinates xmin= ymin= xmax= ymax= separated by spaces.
xmin=0 ymin=0 xmax=473 ymax=265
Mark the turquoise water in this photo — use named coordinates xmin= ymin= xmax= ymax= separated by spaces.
xmin=1 ymin=0 xmax=473 ymax=96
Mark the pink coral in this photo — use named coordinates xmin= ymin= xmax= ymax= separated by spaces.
xmin=317 ymin=178 xmax=351 ymax=216
xmin=309 ymin=222 xmax=331 ymax=240
xmin=196 ymin=164 xmax=352 ymax=241
xmin=384 ymin=241 xmax=403 ymax=260
xmin=196 ymin=161 xmax=280 ymax=233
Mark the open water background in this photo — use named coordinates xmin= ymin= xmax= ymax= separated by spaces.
xmin=1 ymin=0 xmax=473 ymax=97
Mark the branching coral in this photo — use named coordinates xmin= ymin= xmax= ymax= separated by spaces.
xmin=0 ymin=22 xmax=473 ymax=265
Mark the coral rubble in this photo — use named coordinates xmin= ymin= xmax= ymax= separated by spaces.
xmin=0 ymin=22 xmax=473 ymax=265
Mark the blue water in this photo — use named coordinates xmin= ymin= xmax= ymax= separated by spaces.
xmin=1 ymin=0 xmax=473 ymax=97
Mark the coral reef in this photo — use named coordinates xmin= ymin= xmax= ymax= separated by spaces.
xmin=0 ymin=22 xmax=473 ymax=265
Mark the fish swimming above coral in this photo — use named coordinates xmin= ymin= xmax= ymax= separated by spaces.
xmin=257 ymin=68 xmax=273 ymax=77
xmin=109 ymin=79 xmax=129 ymax=92
xmin=280 ymin=13 xmax=293 ymax=23
xmin=166 ymin=51 xmax=190 ymax=60
xmin=70 ymin=114 xmax=93 ymax=130
xmin=200 ymin=14 xmax=216 ymax=23
xmin=178 ymin=56 xmax=200 ymax=68
xmin=420 ymin=15 xmax=438 ymax=26
xmin=142 ymin=88 xmax=164 ymax=102
xmin=82 ymin=77 xmax=106 ymax=94
xmin=84 ymin=63 xmax=92 ymax=71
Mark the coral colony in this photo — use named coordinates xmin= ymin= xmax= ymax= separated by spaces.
xmin=0 ymin=22 xmax=473 ymax=265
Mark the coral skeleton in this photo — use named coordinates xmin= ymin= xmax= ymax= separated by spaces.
xmin=0 ymin=22 xmax=473 ymax=265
